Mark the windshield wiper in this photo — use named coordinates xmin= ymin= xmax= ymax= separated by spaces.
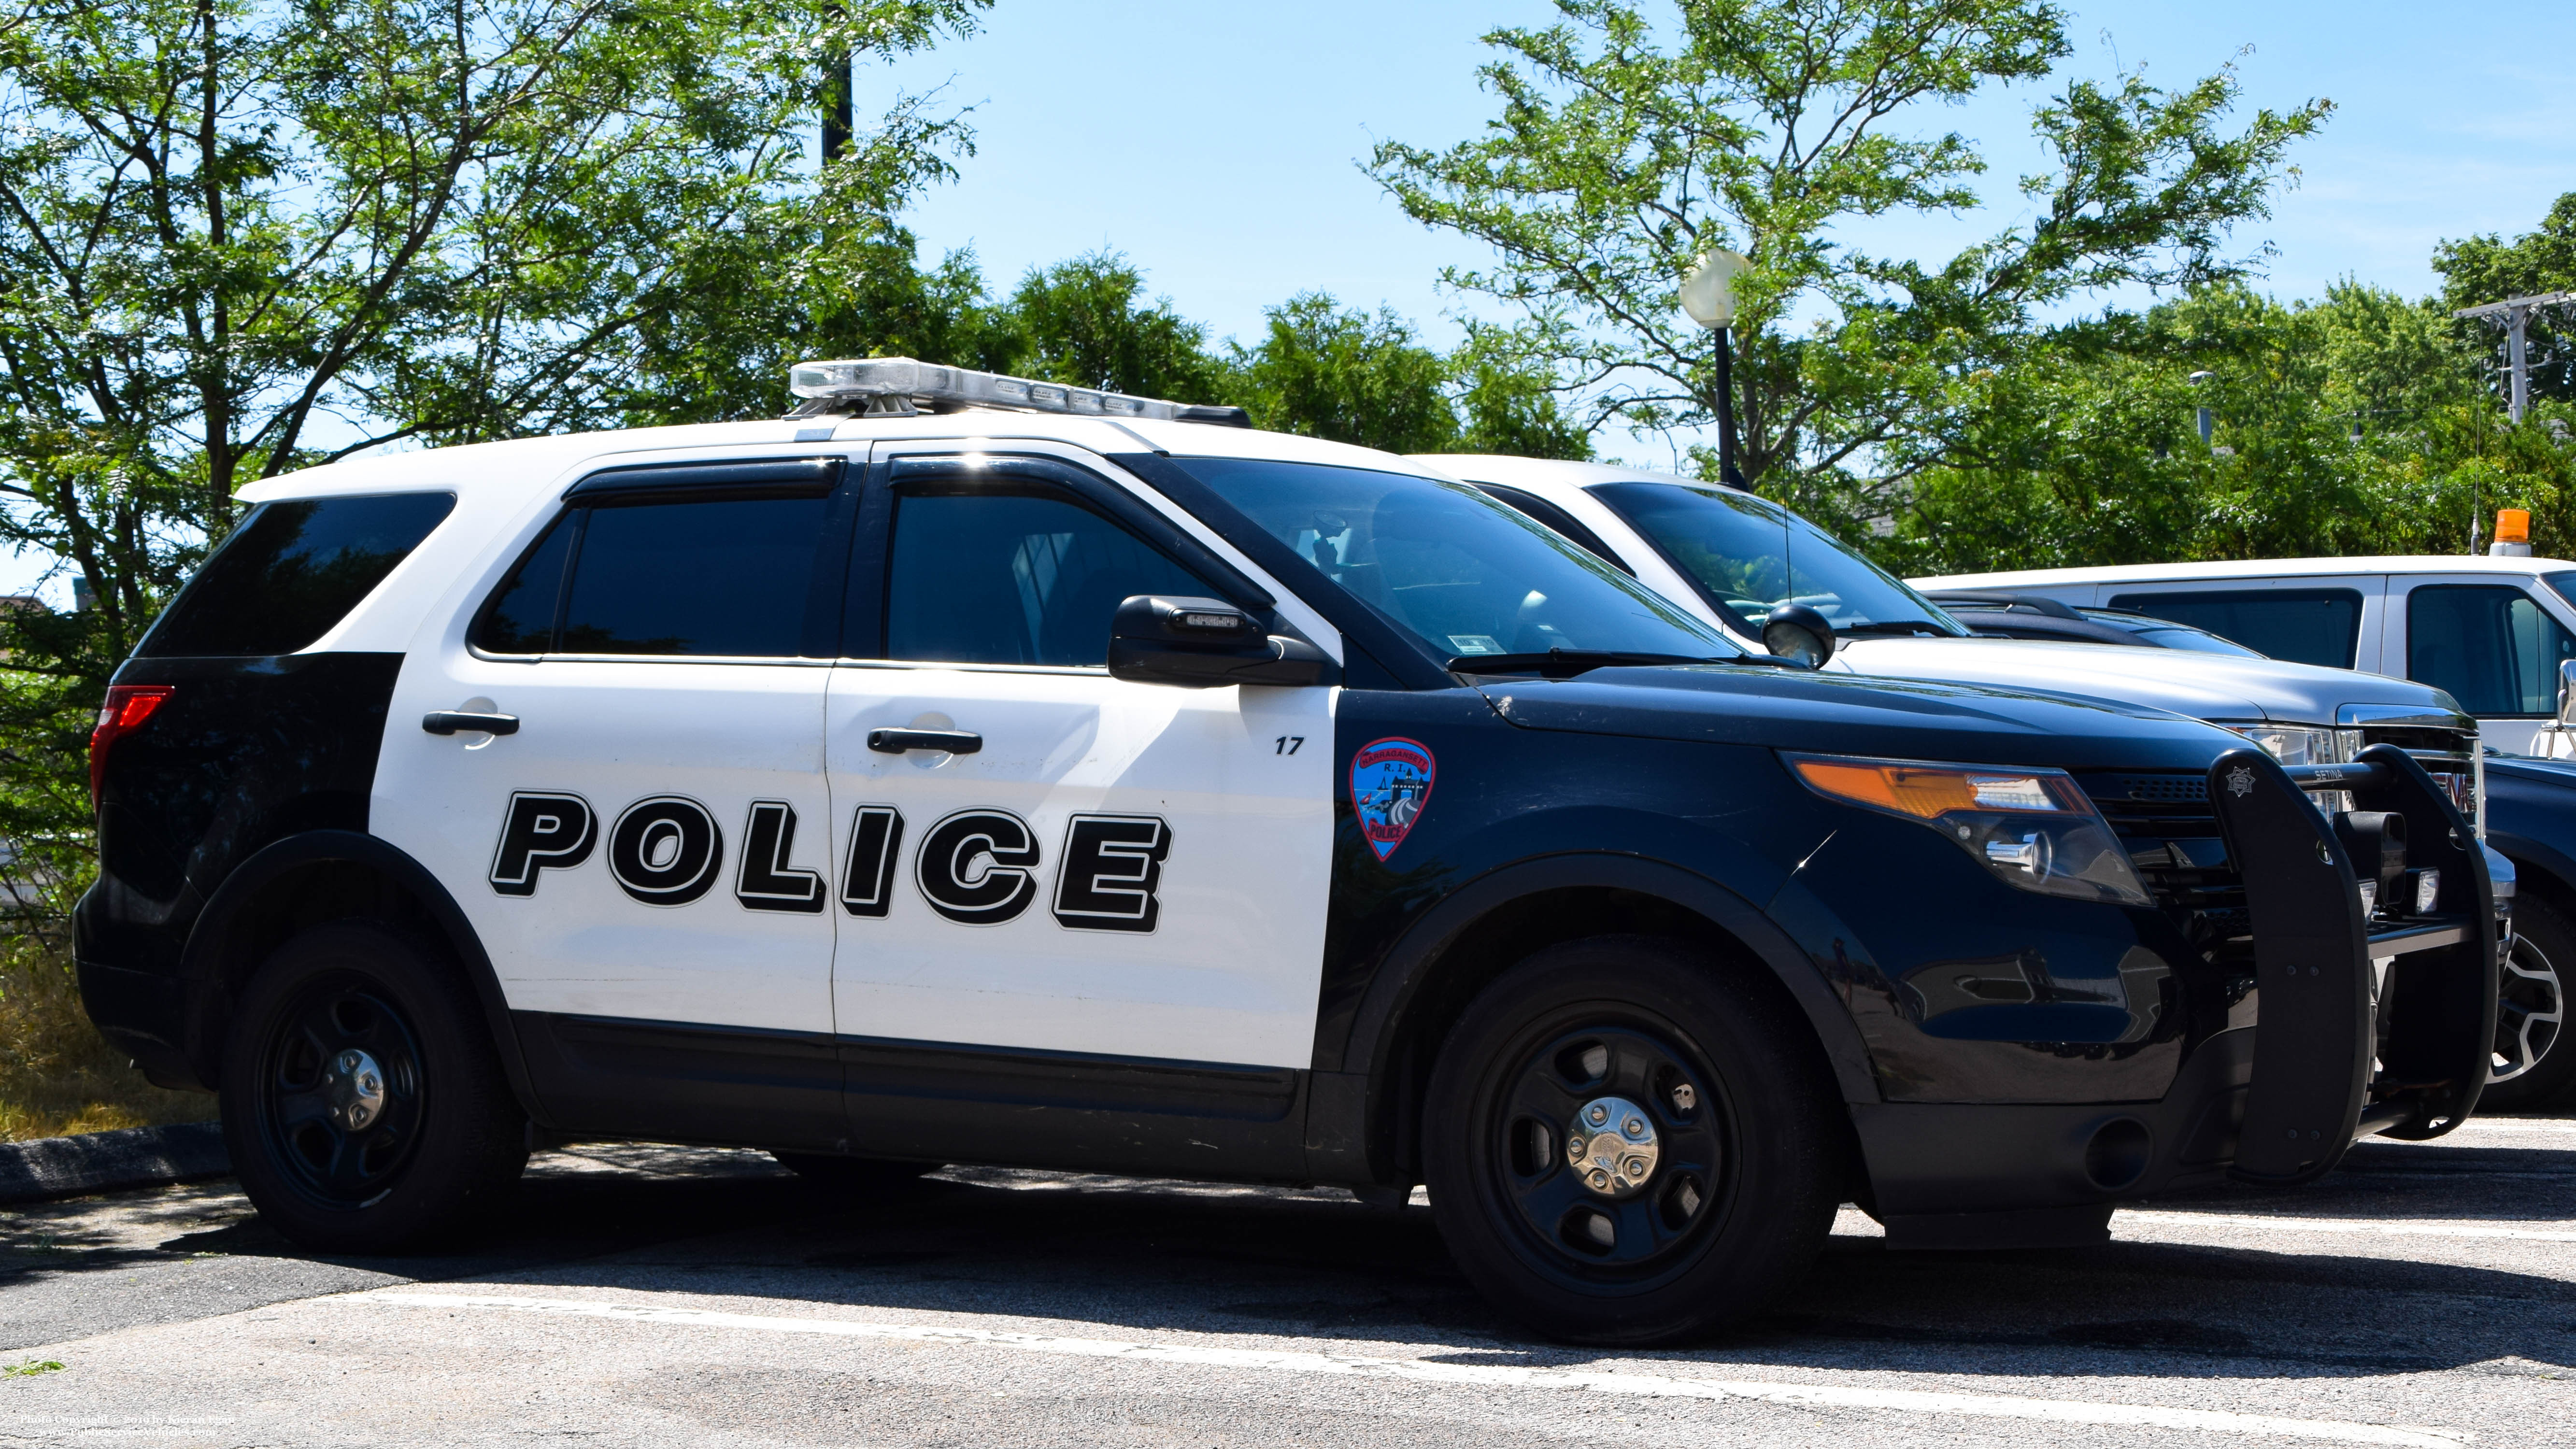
xmin=1445 ymin=648 xmax=1755 ymax=678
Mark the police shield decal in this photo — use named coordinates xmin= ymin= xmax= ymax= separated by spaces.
xmin=1351 ymin=737 xmax=1435 ymax=861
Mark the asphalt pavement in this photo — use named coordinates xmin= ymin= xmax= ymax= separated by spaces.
xmin=4 ymin=1121 xmax=2574 ymax=1447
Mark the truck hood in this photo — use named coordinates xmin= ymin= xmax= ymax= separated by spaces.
xmin=1479 ymin=665 xmax=2249 ymax=773
xmin=1830 ymin=635 xmax=2455 ymax=727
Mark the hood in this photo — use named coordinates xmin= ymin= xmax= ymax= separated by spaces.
xmin=1480 ymin=664 xmax=2249 ymax=774
xmin=1831 ymin=635 xmax=2454 ymax=727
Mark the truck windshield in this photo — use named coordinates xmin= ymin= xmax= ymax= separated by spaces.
xmin=1587 ymin=481 xmax=1966 ymax=641
xmin=1167 ymin=458 xmax=1738 ymax=663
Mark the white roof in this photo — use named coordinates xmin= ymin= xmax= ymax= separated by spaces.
xmin=1916 ymin=554 xmax=2576 ymax=589
xmin=241 ymin=408 xmax=1442 ymax=506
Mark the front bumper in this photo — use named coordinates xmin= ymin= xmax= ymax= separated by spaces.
xmin=2212 ymin=743 xmax=2497 ymax=1182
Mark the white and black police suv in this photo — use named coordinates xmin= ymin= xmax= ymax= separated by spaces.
xmin=78 ymin=359 xmax=2497 ymax=1343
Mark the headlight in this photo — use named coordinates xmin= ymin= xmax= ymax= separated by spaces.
xmin=2230 ymin=725 xmax=2353 ymax=767
xmin=1788 ymin=754 xmax=2151 ymax=906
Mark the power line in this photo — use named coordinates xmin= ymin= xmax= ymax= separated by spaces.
xmin=2453 ymin=290 xmax=2576 ymax=424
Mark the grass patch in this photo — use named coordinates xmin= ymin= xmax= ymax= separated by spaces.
xmin=0 ymin=935 xmax=210 ymax=1142
xmin=3 ymin=1359 xmax=65 ymax=1378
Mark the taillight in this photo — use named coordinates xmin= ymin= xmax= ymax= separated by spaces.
xmin=90 ymin=685 xmax=173 ymax=805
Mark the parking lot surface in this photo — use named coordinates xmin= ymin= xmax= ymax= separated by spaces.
xmin=4 ymin=1120 xmax=2574 ymax=1448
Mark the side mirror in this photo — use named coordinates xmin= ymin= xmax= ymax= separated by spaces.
xmin=2557 ymin=658 xmax=2576 ymax=726
xmin=1762 ymin=603 xmax=1835 ymax=668
xmin=1108 ymin=596 xmax=1338 ymax=688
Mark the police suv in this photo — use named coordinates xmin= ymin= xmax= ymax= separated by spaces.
xmin=78 ymin=360 xmax=2495 ymax=1344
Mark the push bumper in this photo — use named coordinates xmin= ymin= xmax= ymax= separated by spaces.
xmin=2213 ymin=743 xmax=2498 ymax=1183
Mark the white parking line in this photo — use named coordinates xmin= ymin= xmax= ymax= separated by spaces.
xmin=367 ymin=1291 xmax=2465 ymax=1448
xmin=2123 ymin=1209 xmax=2576 ymax=1243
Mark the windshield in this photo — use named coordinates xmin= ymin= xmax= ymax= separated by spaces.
xmin=1586 ymin=481 xmax=1965 ymax=640
xmin=1167 ymin=458 xmax=1737 ymax=662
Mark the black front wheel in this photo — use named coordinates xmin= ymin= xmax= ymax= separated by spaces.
xmin=221 ymin=922 xmax=528 ymax=1252
xmin=1423 ymin=936 xmax=1838 ymax=1345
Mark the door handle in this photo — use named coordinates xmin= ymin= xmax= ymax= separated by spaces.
xmin=868 ymin=727 xmax=982 ymax=755
xmin=423 ymin=711 xmax=520 ymax=737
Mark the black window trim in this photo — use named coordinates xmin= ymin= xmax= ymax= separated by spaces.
xmin=469 ymin=455 xmax=858 ymax=662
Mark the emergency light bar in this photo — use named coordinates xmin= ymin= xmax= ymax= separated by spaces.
xmin=786 ymin=357 xmax=1251 ymax=427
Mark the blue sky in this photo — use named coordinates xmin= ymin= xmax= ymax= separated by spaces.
xmin=9 ymin=0 xmax=2572 ymax=602
xmin=873 ymin=0 xmax=2576 ymax=348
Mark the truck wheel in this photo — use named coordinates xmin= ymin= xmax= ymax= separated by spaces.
xmin=1422 ymin=935 xmax=1837 ymax=1346
xmin=770 ymin=1151 xmax=942 ymax=1190
xmin=220 ymin=922 xmax=528 ymax=1252
xmin=2484 ymin=894 xmax=2576 ymax=1110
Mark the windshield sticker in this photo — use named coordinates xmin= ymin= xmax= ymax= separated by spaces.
xmin=1352 ymin=738 xmax=1437 ymax=861
xmin=1447 ymin=634 xmax=1505 ymax=655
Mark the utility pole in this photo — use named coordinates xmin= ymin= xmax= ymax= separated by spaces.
xmin=2454 ymin=290 xmax=2576 ymax=425
xmin=820 ymin=3 xmax=853 ymax=163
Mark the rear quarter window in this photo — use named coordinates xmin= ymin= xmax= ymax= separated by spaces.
xmin=137 ymin=492 xmax=456 ymax=657
xmin=2105 ymin=588 xmax=2362 ymax=668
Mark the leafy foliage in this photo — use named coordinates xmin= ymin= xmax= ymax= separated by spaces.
xmin=2436 ymin=192 xmax=2576 ymax=407
xmin=1369 ymin=0 xmax=2326 ymax=525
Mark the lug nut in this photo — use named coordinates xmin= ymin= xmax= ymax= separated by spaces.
xmin=1624 ymin=1156 xmax=1649 ymax=1179
xmin=1624 ymin=1117 xmax=1646 ymax=1137
xmin=1588 ymin=1169 xmax=1610 ymax=1190
xmin=1588 ymin=1105 xmax=1608 ymax=1125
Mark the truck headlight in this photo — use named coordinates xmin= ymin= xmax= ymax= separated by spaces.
xmin=1788 ymin=754 xmax=2152 ymax=906
xmin=2231 ymin=725 xmax=2349 ymax=767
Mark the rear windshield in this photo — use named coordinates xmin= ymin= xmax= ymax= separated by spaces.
xmin=137 ymin=492 xmax=455 ymax=657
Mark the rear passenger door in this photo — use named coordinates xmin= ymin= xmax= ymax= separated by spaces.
xmin=374 ymin=454 xmax=859 ymax=1140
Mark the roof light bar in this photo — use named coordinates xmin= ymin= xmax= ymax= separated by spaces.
xmin=786 ymin=356 xmax=1250 ymax=427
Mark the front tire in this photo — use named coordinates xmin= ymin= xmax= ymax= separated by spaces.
xmin=220 ymin=922 xmax=528 ymax=1252
xmin=1423 ymin=936 xmax=1837 ymax=1346
xmin=2484 ymin=893 xmax=2576 ymax=1110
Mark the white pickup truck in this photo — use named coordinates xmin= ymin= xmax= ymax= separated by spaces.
xmin=1917 ymin=554 xmax=2576 ymax=758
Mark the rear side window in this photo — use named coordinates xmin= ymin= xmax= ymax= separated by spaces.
xmin=2406 ymin=584 xmax=2576 ymax=716
xmin=474 ymin=494 xmax=831 ymax=657
xmin=2106 ymin=589 xmax=2362 ymax=668
xmin=138 ymin=492 xmax=455 ymax=657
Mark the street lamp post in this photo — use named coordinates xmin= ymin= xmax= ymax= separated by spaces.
xmin=1681 ymin=249 xmax=1751 ymax=488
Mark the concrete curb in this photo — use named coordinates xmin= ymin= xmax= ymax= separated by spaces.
xmin=0 ymin=1122 xmax=228 ymax=1205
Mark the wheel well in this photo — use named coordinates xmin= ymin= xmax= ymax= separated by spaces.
xmin=2508 ymin=852 xmax=2576 ymax=930
xmin=188 ymin=857 xmax=466 ymax=1081
xmin=1371 ymin=885 xmax=1856 ymax=1192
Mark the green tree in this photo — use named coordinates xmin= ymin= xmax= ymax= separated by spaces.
xmin=1368 ymin=0 xmax=2327 ymax=532
xmin=0 ymin=0 xmax=982 ymax=910
xmin=995 ymin=252 xmax=1231 ymax=401
xmin=1230 ymin=294 xmax=1460 ymax=452
xmin=2435 ymin=192 xmax=2576 ymax=406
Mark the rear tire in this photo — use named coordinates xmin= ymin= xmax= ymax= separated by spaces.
xmin=1423 ymin=935 xmax=1837 ymax=1346
xmin=2484 ymin=893 xmax=2576 ymax=1110
xmin=220 ymin=922 xmax=528 ymax=1252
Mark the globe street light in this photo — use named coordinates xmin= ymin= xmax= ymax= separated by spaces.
xmin=1681 ymin=249 xmax=1751 ymax=487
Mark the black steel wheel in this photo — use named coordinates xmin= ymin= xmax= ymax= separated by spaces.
xmin=221 ymin=922 xmax=527 ymax=1251
xmin=2484 ymin=892 xmax=2576 ymax=1110
xmin=1423 ymin=935 xmax=1837 ymax=1345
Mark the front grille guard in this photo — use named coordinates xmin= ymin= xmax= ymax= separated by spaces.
xmin=2209 ymin=744 xmax=2498 ymax=1186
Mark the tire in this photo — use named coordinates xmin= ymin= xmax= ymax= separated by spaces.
xmin=769 ymin=1151 xmax=942 ymax=1190
xmin=1422 ymin=935 xmax=1838 ymax=1346
xmin=219 ymin=921 xmax=529 ymax=1252
xmin=2483 ymin=893 xmax=2576 ymax=1110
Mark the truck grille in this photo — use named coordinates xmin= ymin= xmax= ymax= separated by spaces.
xmin=2081 ymin=773 xmax=2248 ymax=945
xmin=2345 ymin=714 xmax=2481 ymax=831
